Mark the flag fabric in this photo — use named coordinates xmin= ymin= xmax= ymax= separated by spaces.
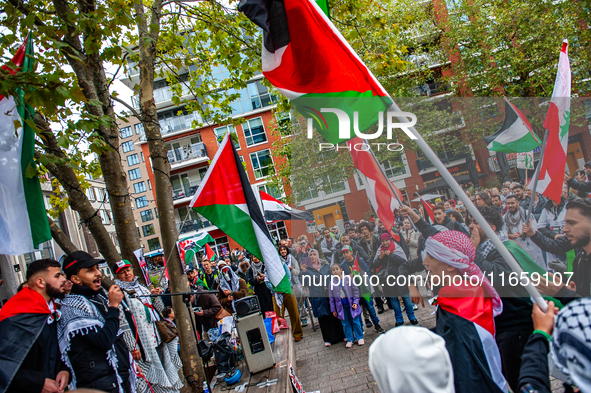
xmin=436 ymin=284 xmax=508 ymax=393
xmin=351 ymin=253 xmax=371 ymax=302
xmin=260 ymin=190 xmax=312 ymax=223
xmin=0 ymin=34 xmax=51 ymax=255
xmin=536 ymin=40 xmax=571 ymax=204
xmin=190 ymin=134 xmax=291 ymax=294
xmin=238 ymin=0 xmax=392 ymax=144
xmin=420 ymin=197 xmax=435 ymax=225
xmin=133 ymin=248 xmax=151 ymax=285
xmin=176 ymin=232 xmax=215 ymax=265
xmin=0 ymin=287 xmax=52 ymax=392
xmin=349 ymin=139 xmax=402 ymax=242
xmin=204 ymin=243 xmax=216 ymax=261
xmin=483 ymin=99 xmax=541 ymax=153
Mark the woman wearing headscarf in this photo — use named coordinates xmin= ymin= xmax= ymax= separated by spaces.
xmin=301 ymin=249 xmax=344 ymax=347
xmin=114 ymin=260 xmax=183 ymax=393
xmin=217 ymin=264 xmax=249 ymax=314
xmin=246 ymin=255 xmax=274 ymax=314
xmin=422 ymin=231 xmax=507 ymax=393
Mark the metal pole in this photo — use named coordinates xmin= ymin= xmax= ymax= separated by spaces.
xmin=384 ymin=102 xmax=547 ymax=311
xmin=522 ymin=129 xmax=549 ymax=241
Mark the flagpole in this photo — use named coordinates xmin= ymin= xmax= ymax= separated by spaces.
xmin=522 ymin=128 xmax=549 ymax=241
xmin=361 ymin=138 xmax=420 ymax=234
xmin=381 ymin=102 xmax=548 ymax=312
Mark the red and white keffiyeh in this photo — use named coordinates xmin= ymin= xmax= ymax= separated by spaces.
xmin=425 ymin=230 xmax=503 ymax=317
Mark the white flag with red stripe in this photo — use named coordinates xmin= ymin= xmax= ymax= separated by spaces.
xmin=536 ymin=40 xmax=571 ymax=203
xmin=348 ymin=138 xmax=402 ymax=241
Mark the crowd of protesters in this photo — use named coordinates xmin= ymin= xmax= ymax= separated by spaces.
xmin=2 ymin=162 xmax=591 ymax=393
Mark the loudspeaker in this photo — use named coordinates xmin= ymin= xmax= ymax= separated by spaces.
xmin=235 ymin=312 xmax=275 ymax=374
xmin=234 ymin=295 xmax=260 ymax=317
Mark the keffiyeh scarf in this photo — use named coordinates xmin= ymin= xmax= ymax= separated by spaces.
xmin=219 ymin=267 xmax=241 ymax=312
xmin=58 ymin=293 xmax=134 ymax=393
xmin=480 ymin=231 xmax=509 ymax=259
xmin=424 ymin=230 xmax=502 ymax=317
xmin=115 ymin=277 xmax=160 ymax=322
xmin=504 ymin=207 xmax=527 ymax=232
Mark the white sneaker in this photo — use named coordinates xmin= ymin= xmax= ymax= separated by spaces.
xmin=413 ymin=304 xmax=418 ymax=310
xmin=325 ymin=342 xmax=331 ymax=347
xmin=358 ymin=339 xmax=365 ymax=346
xmin=345 ymin=342 xmax=353 ymax=348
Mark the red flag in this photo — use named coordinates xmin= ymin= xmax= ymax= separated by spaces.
xmin=205 ymin=243 xmax=216 ymax=261
xmin=420 ymin=197 xmax=435 ymax=225
xmin=348 ymin=137 xmax=401 ymax=242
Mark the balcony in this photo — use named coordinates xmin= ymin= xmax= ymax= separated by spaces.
xmin=413 ymin=81 xmax=450 ymax=97
xmin=178 ymin=218 xmax=213 ymax=235
xmin=131 ymin=84 xmax=192 ymax=110
xmin=159 ymin=112 xmax=202 ymax=136
xmin=168 ymin=142 xmax=208 ymax=170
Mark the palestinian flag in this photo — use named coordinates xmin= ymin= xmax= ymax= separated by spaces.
xmin=238 ymin=0 xmax=393 ymax=144
xmin=483 ymin=99 xmax=541 ymax=153
xmin=436 ymin=284 xmax=508 ymax=393
xmin=0 ymin=287 xmax=52 ymax=392
xmin=260 ymin=190 xmax=312 ymax=223
xmin=0 ymin=34 xmax=51 ymax=255
xmin=204 ymin=243 xmax=216 ymax=261
xmin=177 ymin=232 xmax=215 ymax=264
xmin=349 ymin=140 xmax=402 ymax=242
xmin=190 ymin=134 xmax=291 ymax=294
xmin=351 ymin=253 xmax=371 ymax=302
xmin=419 ymin=197 xmax=435 ymax=225
xmin=535 ymin=40 xmax=571 ymax=204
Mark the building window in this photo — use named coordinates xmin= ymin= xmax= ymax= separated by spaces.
xmin=120 ymin=126 xmax=133 ymax=139
xmin=140 ymin=209 xmax=154 ymax=222
xmin=214 ymin=125 xmax=240 ymax=150
xmin=122 ymin=140 xmax=134 ymax=153
xmin=129 ymin=168 xmax=141 ymax=180
xmin=147 ymin=237 xmax=161 ymax=251
xmin=267 ymin=221 xmax=288 ymax=245
xmin=148 ymin=179 xmax=152 ymax=190
xmin=142 ymin=223 xmax=155 ymax=236
xmin=96 ymin=187 xmax=106 ymax=202
xmin=134 ymin=123 xmax=144 ymax=135
xmin=137 ymin=227 xmax=141 ymax=238
xmin=212 ymin=236 xmax=230 ymax=257
xmin=134 ymin=181 xmax=146 ymax=194
xmin=382 ymin=160 xmax=407 ymax=178
xmin=141 ymin=152 xmax=145 ymax=162
xmin=127 ymin=153 xmax=140 ymax=166
xmin=250 ymin=149 xmax=275 ymax=180
xmin=258 ymin=183 xmax=283 ymax=200
xmin=86 ymin=187 xmax=96 ymax=201
xmin=154 ymin=208 xmax=159 ymax=218
xmin=136 ymin=196 xmax=148 ymax=208
xmin=99 ymin=209 xmax=111 ymax=224
xmin=242 ymin=117 xmax=267 ymax=146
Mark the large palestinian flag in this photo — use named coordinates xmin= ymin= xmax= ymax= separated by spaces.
xmin=436 ymin=284 xmax=508 ymax=393
xmin=535 ymin=40 xmax=571 ymax=204
xmin=483 ymin=99 xmax=540 ymax=153
xmin=190 ymin=134 xmax=291 ymax=294
xmin=238 ymin=0 xmax=393 ymax=144
xmin=260 ymin=190 xmax=312 ymax=223
xmin=0 ymin=287 xmax=53 ymax=392
xmin=0 ymin=34 xmax=51 ymax=255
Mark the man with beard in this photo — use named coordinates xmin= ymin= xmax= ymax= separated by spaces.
xmin=511 ymin=183 xmax=530 ymax=207
xmin=0 ymin=259 xmax=69 ymax=393
xmin=58 ymin=251 xmax=134 ymax=392
xmin=504 ymin=195 xmax=545 ymax=269
xmin=522 ymin=198 xmax=591 ymax=304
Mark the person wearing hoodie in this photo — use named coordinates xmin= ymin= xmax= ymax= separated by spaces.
xmin=369 ymin=326 xmax=455 ymax=393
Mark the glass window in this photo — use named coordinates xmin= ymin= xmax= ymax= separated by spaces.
xmin=258 ymin=184 xmax=283 ymax=200
xmin=242 ymin=117 xmax=267 ymax=146
xmin=129 ymin=168 xmax=141 ymax=180
xmin=154 ymin=208 xmax=159 ymax=218
xmin=86 ymin=187 xmax=96 ymax=201
xmin=142 ymin=223 xmax=155 ymax=236
xmin=122 ymin=140 xmax=134 ymax=153
xmin=140 ymin=209 xmax=153 ymax=222
xmin=212 ymin=236 xmax=229 ymax=258
xmin=134 ymin=181 xmax=146 ymax=194
xmin=148 ymin=179 xmax=152 ymax=190
xmin=267 ymin=221 xmax=288 ymax=245
xmin=249 ymin=149 xmax=275 ymax=180
xmin=134 ymin=123 xmax=144 ymax=135
xmin=136 ymin=196 xmax=148 ymax=208
xmin=120 ymin=126 xmax=133 ymax=139
xmin=137 ymin=227 xmax=141 ymax=238
xmin=190 ymin=134 xmax=202 ymax=144
xmin=244 ymin=80 xmax=277 ymax=112
xmin=127 ymin=153 xmax=140 ymax=166
xmin=99 ymin=209 xmax=111 ymax=224
xmin=214 ymin=125 xmax=240 ymax=149
xmin=141 ymin=152 xmax=145 ymax=162
xmin=147 ymin=237 xmax=161 ymax=251
xmin=382 ymin=160 xmax=407 ymax=178
xmin=96 ymin=187 xmax=106 ymax=202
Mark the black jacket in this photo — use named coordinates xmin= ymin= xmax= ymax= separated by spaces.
xmin=441 ymin=215 xmax=469 ymax=236
xmin=371 ymin=247 xmax=409 ymax=297
xmin=568 ymin=177 xmax=591 ymax=194
xmin=358 ymin=234 xmax=380 ymax=262
xmin=529 ymin=232 xmax=588 ymax=304
xmin=517 ymin=333 xmax=551 ymax=393
xmin=66 ymin=285 xmax=131 ymax=392
xmin=332 ymin=241 xmax=370 ymax=266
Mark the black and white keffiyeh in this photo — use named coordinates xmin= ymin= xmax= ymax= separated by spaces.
xmin=115 ymin=277 xmax=161 ymax=322
xmin=58 ymin=293 xmax=135 ymax=393
xmin=480 ymin=231 xmax=509 ymax=259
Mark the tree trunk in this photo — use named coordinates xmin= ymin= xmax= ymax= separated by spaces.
xmin=133 ymin=0 xmax=206 ymax=390
xmin=48 ymin=216 xmax=78 ymax=255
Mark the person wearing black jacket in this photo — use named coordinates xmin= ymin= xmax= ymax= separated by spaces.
xmin=433 ymin=204 xmax=469 ymax=235
xmin=522 ymin=198 xmax=591 ymax=305
xmin=58 ymin=251 xmax=134 ymax=393
xmin=0 ymin=259 xmax=70 ymax=393
xmin=566 ymin=169 xmax=591 ymax=198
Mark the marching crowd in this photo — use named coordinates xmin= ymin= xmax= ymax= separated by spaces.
xmin=1 ymin=162 xmax=591 ymax=393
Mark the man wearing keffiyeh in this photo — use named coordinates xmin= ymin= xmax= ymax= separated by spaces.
xmin=217 ymin=265 xmax=249 ymax=314
xmin=422 ymin=230 xmax=508 ymax=393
